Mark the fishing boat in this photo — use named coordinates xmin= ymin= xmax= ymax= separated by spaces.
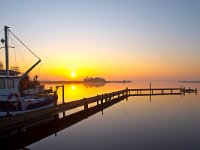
xmin=0 ymin=26 xmax=58 ymax=116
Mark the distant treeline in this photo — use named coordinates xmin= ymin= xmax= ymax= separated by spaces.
xmin=83 ymin=77 xmax=106 ymax=82
xmin=179 ymin=81 xmax=200 ymax=83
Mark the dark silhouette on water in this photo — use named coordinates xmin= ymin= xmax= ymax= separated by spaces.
xmin=83 ymin=82 xmax=106 ymax=88
xmin=0 ymin=95 xmax=128 ymax=150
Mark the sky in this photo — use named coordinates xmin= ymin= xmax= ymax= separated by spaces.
xmin=0 ymin=0 xmax=200 ymax=81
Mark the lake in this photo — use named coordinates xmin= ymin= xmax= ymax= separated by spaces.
xmin=26 ymin=81 xmax=200 ymax=149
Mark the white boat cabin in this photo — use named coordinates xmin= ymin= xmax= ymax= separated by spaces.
xmin=0 ymin=76 xmax=20 ymax=101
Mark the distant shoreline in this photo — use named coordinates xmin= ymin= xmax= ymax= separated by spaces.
xmin=179 ymin=81 xmax=200 ymax=83
xmin=40 ymin=80 xmax=132 ymax=84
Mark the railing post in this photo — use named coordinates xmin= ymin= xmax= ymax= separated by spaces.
xmin=84 ymin=98 xmax=88 ymax=110
xmin=196 ymin=88 xmax=197 ymax=95
xmin=97 ymin=95 xmax=99 ymax=105
xmin=62 ymin=85 xmax=64 ymax=103
xmin=150 ymin=82 xmax=151 ymax=95
xmin=189 ymin=87 xmax=190 ymax=94
xmin=101 ymin=94 xmax=103 ymax=104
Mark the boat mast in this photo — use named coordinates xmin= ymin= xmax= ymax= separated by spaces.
xmin=2 ymin=26 xmax=41 ymax=80
xmin=4 ymin=26 xmax=10 ymax=76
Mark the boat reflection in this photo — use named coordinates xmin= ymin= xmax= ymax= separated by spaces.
xmin=0 ymin=95 xmax=128 ymax=150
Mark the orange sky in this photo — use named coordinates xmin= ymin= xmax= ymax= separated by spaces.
xmin=0 ymin=1 xmax=200 ymax=81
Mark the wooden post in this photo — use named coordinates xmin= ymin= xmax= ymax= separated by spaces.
xmin=196 ymin=88 xmax=197 ymax=95
xmin=97 ymin=95 xmax=99 ymax=105
xmin=97 ymin=100 xmax=99 ymax=105
xmin=84 ymin=103 xmax=88 ymax=109
xmin=180 ymin=87 xmax=182 ymax=93
xmin=101 ymin=94 xmax=103 ymax=104
xmin=150 ymin=82 xmax=151 ymax=95
xmin=84 ymin=99 xmax=88 ymax=110
xmin=62 ymin=85 xmax=64 ymax=103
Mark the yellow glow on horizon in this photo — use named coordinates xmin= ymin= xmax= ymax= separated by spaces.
xmin=35 ymin=50 xmax=200 ymax=81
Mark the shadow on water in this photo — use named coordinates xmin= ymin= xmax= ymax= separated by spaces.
xmin=0 ymin=95 xmax=128 ymax=150
xmin=83 ymin=82 xmax=106 ymax=88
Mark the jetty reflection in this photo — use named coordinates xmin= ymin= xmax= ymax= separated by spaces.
xmin=0 ymin=95 xmax=128 ymax=150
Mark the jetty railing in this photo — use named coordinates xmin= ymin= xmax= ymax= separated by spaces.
xmin=0 ymin=89 xmax=128 ymax=134
xmin=130 ymin=88 xmax=179 ymax=96
xmin=58 ymin=89 xmax=128 ymax=112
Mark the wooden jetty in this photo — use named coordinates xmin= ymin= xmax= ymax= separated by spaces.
xmin=0 ymin=89 xmax=128 ymax=134
xmin=0 ymin=87 xmax=197 ymax=134
xmin=129 ymin=88 xmax=197 ymax=96
xmin=0 ymin=95 xmax=128 ymax=150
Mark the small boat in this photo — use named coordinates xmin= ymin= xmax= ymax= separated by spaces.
xmin=0 ymin=26 xmax=58 ymax=116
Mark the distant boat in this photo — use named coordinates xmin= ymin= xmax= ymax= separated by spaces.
xmin=0 ymin=26 xmax=58 ymax=116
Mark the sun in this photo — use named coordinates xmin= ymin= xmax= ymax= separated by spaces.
xmin=71 ymin=72 xmax=76 ymax=78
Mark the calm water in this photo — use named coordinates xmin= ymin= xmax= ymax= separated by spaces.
xmin=27 ymin=81 xmax=200 ymax=150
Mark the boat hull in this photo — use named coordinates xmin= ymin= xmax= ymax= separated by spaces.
xmin=0 ymin=94 xmax=58 ymax=116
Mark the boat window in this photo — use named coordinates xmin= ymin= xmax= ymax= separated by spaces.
xmin=7 ymin=79 xmax=14 ymax=89
xmin=0 ymin=79 xmax=5 ymax=89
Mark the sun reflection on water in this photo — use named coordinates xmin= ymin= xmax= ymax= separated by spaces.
xmin=71 ymin=85 xmax=76 ymax=90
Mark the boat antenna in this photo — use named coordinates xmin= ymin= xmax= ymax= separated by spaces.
xmin=8 ymin=29 xmax=41 ymax=60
